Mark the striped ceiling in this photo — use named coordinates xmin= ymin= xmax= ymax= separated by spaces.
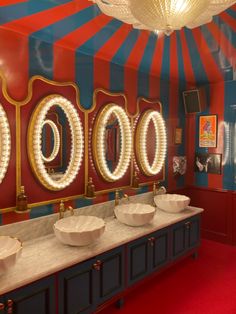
xmin=0 ymin=0 xmax=235 ymax=85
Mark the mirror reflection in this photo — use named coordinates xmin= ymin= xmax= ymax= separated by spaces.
xmin=145 ymin=118 xmax=156 ymax=166
xmin=105 ymin=113 xmax=121 ymax=173
xmin=41 ymin=106 xmax=71 ymax=181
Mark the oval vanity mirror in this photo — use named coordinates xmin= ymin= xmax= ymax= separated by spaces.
xmin=93 ymin=104 xmax=132 ymax=182
xmin=136 ymin=109 xmax=167 ymax=176
xmin=0 ymin=103 xmax=11 ymax=184
xmin=28 ymin=95 xmax=84 ymax=190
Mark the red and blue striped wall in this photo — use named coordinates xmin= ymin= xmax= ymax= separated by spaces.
xmin=0 ymin=0 xmax=235 ymax=226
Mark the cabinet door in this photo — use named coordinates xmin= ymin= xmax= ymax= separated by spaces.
xmin=58 ymin=259 xmax=96 ymax=314
xmin=172 ymin=215 xmax=200 ymax=259
xmin=3 ymin=276 xmax=55 ymax=314
xmin=95 ymin=246 xmax=125 ymax=305
xmin=172 ymin=220 xmax=188 ymax=259
xmin=187 ymin=216 xmax=200 ymax=249
xmin=127 ymin=236 xmax=151 ymax=286
xmin=150 ymin=227 xmax=169 ymax=271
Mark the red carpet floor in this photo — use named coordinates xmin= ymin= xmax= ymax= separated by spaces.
xmin=100 ymin=240 xmax=236 ymax=314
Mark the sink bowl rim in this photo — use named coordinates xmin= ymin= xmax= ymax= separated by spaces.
xmin=53 ymin=215 xmax=106 ymax=234
xmin=0 ymin=236 xmax=22 ymax=260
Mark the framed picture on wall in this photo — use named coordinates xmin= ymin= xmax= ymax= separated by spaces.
xmin=174 ymin=128 xmax=183 ymax=144
xmin=195 ymin=153 xmax=222 ymax=174
xmin=199 ymin=114 xmax=217 ymax=147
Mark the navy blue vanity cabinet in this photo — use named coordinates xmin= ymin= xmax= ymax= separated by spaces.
xmin=149 ymin=227 xmax=170 ymax=272
xmin=58 ymin=258 xmax=97 ymax=314
xmin=95 ymin=246 xmax=125 ymax=306
xmin=172 ymin=215 xmax=200 ymax=259
xmin=58 ymin=246 xmax=125 ymax=314
xmin=127 ymin=227 xmax=169 ymax=286
xmin=1 ymin=276 xmax=55 ymax=314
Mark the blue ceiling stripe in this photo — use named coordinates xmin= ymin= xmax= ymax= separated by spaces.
xmin=76 ymin=19 xmax=123 ymax=108
xmin=201 ymin=24 xmax=233 ymax=81
xmin=29 ymin=6 xmax=100 ymax=78
xmin=29 ymin=5 xmax=100 ymax=43
xmin=217 ymin=16 xmax=236 ymax=48
xmin=184 ymin=28 xmax=209 ymax=85
xmin=226 ymin=8 xmax=236 ymax=19
xmin=0 ymin=0 xmax=66 ymax=25
xmin=77 ymin=19 xmax=122 ymax=56
xmin=175 ymin=31 xmax=186 ymax=188
xmin=223 ymin=81 xmax=236 ymax=190
xmin=160 ymin=36 xmax=170 ymax=81
xmin=160 ymin=37 xmax=170 ymax=188
xmin=138 ymin=33 xmax=156 ymax=97
xmin=110 ymin=29 xmax=139 ymax=91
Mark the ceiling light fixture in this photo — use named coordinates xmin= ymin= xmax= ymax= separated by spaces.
xmin=91 ymin=0 xmax=235 ymax=35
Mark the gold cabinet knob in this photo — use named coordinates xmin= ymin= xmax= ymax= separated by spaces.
xmin=148 ymin=237 xmax=155 ymax=246
xmin=7 ymin=300 xmax=13 ymax=314
xmin=0 ymin=303 xmax=5 ymax=311
xmin=93 ymin=260 xmax=102 ymax=271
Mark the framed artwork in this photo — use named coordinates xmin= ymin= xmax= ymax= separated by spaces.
xmin=195 ymin=153 xmax=222 ymax=174
xmin=173 ymin=156 xmax=187 ymax=176
xmin=174 ymin=128 xmax=183 ymax=144
xmin=199 ymin=115 xmax=217 ymax=147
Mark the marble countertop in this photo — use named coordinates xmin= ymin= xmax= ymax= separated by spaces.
xmin=0 ymin=206 xmax=203 ymax=295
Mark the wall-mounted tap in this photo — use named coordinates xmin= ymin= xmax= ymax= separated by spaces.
xmin=115 ymin=189 xmax=129 ymax=206
xmin=59 ymin=200 xmax=74 ymax=219
xmin=153 ymin=181 xmax=166 ymax=196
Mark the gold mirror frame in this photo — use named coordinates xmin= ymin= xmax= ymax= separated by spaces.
xmin=41 ymin=119 xmax=60 ymax=163
xmin=28 ymin=95 xmax=84 ymax=191
xmin=0 ymin=103 xmax=11 ymax=184
xmin=136 ymin=109 xmax=167 ymax=176
xmin=92 ymin=104 xmax=132 ymax=182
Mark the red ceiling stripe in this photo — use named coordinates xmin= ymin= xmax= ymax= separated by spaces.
xmin=54 ymin=14 xmax=112 ymax=51
xmin=0 ymin=0 xmax=26 ymax=5
xmin=219 ymin=11 xmax=236 ymax=32
xmin=94 ymin=24 xmax=132 ymax=62
xmin=150 ymin=35 xmax=165 ymax=77
xmin=207 ymin=22 xmax=236 ymax=69
xmin=179 ymin=30 xmax=196 ymax=85
xmin=54 ymin=14 xmax=112 ymax=81
xmin=191 ymin=28 xmax=223 ymax=82
xmin=169 ymin=32 xmax=179 ymax=81
xmin=124 ymin=31 xmax=150 ymax=115
xmin=1 ymin=0 xmax=92 ymax=34
xmin=94 ymin=24 xmax=131 ymax=98
xmin=125 ymin=31 xmax=150 ymax=69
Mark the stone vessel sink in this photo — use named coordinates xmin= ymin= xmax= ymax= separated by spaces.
xmin=0 ymin=236 xmax=22 ymax=275
xmin=154 ymin=194 xmax=190 ymax=213
xmin=114 ymin=203 xmax=155 ymax=227
xmin=54 ymin=215 xmax=105 ymax=246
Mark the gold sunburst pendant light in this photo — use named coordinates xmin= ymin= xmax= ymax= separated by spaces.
xmin=91 ymin=0 xmax=236 ymax=35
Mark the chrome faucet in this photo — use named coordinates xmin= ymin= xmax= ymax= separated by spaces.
xmin=115 ymin=189 xmax=129 ymax=206
xmin=59 ymin=200 xmax=74 ymax=219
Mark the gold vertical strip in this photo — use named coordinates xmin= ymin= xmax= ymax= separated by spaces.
xmin=16 ymin=105 xmax=21 ymax=196
xmin=84 ymin=112 xmax=89 ymax=192
xmin=130 ymin=117 xmax=134 ymax=186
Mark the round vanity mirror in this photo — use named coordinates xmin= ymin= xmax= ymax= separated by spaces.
xmin=28 ymin=95 xmax=84 ymax=190
xmin=136 ymin=109 xmax=167 ymax=176
xmin=93 ymin=104 xmax=132 ymax=182
xmin=41 ymin=119 xmax=60 ymax=163
xmin=0 ymin=103 xmax=11 ymax=184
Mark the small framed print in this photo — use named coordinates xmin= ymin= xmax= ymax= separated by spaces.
xmin=195 ymin=153 xmax=222 ymax=174
xmin=199 ymin=115 xmax=217 ymax=148
xmin=174 ymin=128 xmax=183 ymax=144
